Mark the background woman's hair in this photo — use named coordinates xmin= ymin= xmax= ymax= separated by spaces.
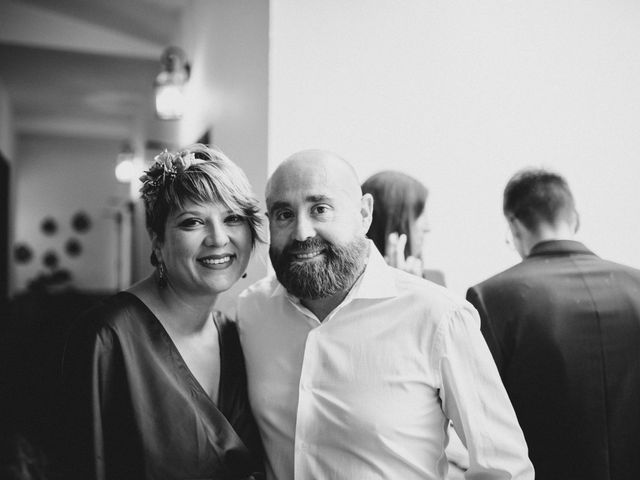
xmin=141 ymin=144 xmax=264 ymax=252
xmin=362 ymin=171 xmax=428 ymax=258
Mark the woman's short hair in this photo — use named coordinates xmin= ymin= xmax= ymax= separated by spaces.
xmin=361 ymin=171 xmax=428 ymax=258
xmin=139 ymin=144 xmax=264 ymax=261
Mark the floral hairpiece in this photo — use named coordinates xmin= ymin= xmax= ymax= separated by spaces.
xmin=139 ymin=149 xmax=203 ymax=203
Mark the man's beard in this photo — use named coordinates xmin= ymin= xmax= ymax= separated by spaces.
xmin=270 ymin=236 xmax=369 ymax=300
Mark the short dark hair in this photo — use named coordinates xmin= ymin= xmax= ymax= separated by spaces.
xmin=361 ymin=171 xmax=428 ymax=258
xmin=140 ymin=144 xmax=264 ymax=257
xmin=503 ymin=168 xmax=576 ymax=232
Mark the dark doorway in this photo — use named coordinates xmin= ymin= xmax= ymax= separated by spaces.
xmin=0 ymin=150 xmax=9 ymax=308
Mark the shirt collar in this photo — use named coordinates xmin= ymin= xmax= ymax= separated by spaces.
xmin=350 ymin=240 xmax=399 ymax=300
xmin=270 ymin=239 xmax=398 ymax=302
xmin=527 ymin=239 xmax=596 ymax=258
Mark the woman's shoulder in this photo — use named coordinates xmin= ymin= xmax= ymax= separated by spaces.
xmin=73 ymin=291 xmax=148 ymax=336
xmin=212 ymin=310 xmax=240 ymax=340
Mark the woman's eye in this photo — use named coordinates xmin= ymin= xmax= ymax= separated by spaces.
xmin=179 ymin=218 xmax=202 ymax=228
xmin=225 ymin=214 xmax=245 ymax=224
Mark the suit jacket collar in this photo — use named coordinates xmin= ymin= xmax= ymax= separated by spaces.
xmin=527 ymin=239 xmax=596 ymax=259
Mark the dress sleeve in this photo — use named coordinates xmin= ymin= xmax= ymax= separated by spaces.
xmin=217 ymin=315 xmax=266 ymax=477
xmin=61 ymin=312 xmax=142 ymax=480
xmin=434 ymin=306 xmax=534 ymax=480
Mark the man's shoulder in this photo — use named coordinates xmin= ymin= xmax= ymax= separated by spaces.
xmin=469 ymin=263 xmax=526 ymax=293
xmin=596 ymin=257 xmax=640 ymax=277
xmin=239 ymin=274 xmax=280 ymax=299
xmin=236 ymin=275 xmax=285 ymax=319
xmin=470 ymin=252 xmax=640 ymax=296
xmin=391 ymin=267 xmax=473 ymax=317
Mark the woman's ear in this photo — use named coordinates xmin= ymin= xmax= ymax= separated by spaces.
xmin=150 ymin=232 xmax=163 ymax=260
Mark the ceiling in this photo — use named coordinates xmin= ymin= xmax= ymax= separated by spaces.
xmin=0 ymin=0 xmax=192 ymax=139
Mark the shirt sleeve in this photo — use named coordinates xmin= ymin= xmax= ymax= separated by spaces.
xmin=433 ymin=305 xmax=534 ymax=480
xmin=466 ymin=287 xmax=506 ymax=377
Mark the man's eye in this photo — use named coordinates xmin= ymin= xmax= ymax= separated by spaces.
xmin=313 ymin=204 xmax=331 ymax=215
xmin=275 ymin=210 xmax=293 ymax=221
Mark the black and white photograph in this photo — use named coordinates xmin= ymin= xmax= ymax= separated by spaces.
xmin=1 ymin=1 xmax=639 ymax=479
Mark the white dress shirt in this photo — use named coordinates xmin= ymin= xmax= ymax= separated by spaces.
xmin=236 ymin=243 xmax=533 ymax=480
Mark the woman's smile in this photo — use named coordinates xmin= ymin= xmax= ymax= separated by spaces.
xmin=198 ymin=254 xmax=236 ymax=268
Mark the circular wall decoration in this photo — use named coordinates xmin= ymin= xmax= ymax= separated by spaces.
xmin=71 ymin=211 xmax=92 ymax=233
xmin=14 ymin=243 xmax=34 ymax=264
xmin=65 ymin=238 xmax=83 ymax=257
xmin=42 ymin=250 xmax=60 ymax=269
xmin=41 ymin=217 xmax=58 ymax=235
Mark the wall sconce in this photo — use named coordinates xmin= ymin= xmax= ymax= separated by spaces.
xmin=115 ymin=142 xmax=135 ymax=183
xmin=154 ymin=46 xmax=191 ymax=120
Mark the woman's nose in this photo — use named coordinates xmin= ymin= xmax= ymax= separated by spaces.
xmin=205 ymin=224 xmax=229 ymax=247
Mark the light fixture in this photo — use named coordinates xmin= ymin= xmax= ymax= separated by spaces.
xmin=154 ymin=46 xmax=191 ymax=120
xmin=115 ymin=142 xmax=136 ymax=183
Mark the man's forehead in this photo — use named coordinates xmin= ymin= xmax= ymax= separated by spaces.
xmin=267 ymin=187 xmax=342 ymax=209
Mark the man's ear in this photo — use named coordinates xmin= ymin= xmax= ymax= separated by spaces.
xmin=507 ymin=216 xmax=522 ymax=240
xmin=360 ymin=193 xmax=374 ymax=232
xmin=507 ymin=216 xmax=534 ymax=258
xmin=572 ymin=210 xmax=580 ymax=233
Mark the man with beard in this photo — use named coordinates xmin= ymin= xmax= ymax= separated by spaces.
xmin=236 ymin=150 xmax=534 ymax=480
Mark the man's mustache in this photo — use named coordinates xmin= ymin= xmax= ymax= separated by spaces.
xmin=283 ymin=237 xmax=330 ymax=256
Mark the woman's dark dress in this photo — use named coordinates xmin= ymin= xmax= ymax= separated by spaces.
xmin=62 ymin=292 xmax=263 ymax=480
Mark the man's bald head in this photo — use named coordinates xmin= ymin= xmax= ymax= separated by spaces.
xmin=266 ymin=149 xmax=363 ymax=208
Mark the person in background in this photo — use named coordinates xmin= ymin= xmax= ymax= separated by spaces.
xmin=237 ymin=149 xmax=534 ymax=480
xmin=467 ymin=168 xmax=640 ymax=480
xmin=361 ymin=170 xmax=445 ymax=285
xmin=362 ymin=170 xmax=465 ymax=477
xmin=62 ymin=145 xmax=265 ymax=480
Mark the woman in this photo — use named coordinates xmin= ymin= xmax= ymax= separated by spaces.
xmin=62 ymin=145 xmax=264 ymax=479
xmin=361 ymin=170 xmax=445 ymax=285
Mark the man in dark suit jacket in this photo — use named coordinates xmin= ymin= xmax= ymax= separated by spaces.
xmin=467 ymin=168 xmax=640 ymax=480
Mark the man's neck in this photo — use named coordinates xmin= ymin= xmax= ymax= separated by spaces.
xmin=300 ymin=252 xmax=369 ymax=322
xmin=524 ymin=224 xmax=576 ymax=257
xmin=301 ymin=290 xmax=350 ymax=323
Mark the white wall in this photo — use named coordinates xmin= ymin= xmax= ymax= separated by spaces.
xmin=141 ymin=0 xmax=270 ymax=315
xmin=269 ymin=0 xmax=640 ymax=295
xmin=13 ymin=134 xmax=129 ymax=292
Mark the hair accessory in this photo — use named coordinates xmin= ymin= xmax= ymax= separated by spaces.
xmin=139 ymin=149 xmax=203 ymax=204
xmin=157 ymin=261 xmax=168 ymax=288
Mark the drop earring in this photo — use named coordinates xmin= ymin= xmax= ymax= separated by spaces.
xmin=157 ymin=261 xmax=168 ymax=288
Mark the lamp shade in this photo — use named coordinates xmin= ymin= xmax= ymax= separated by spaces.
xmin=115 ymin=142 xmax=136 ymax=183
xmin=154 ymin=47 xmax=190 ymax=120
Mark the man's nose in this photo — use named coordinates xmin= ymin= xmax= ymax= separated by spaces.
xmin=293 ymin=214 xmax=315 ymax=241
